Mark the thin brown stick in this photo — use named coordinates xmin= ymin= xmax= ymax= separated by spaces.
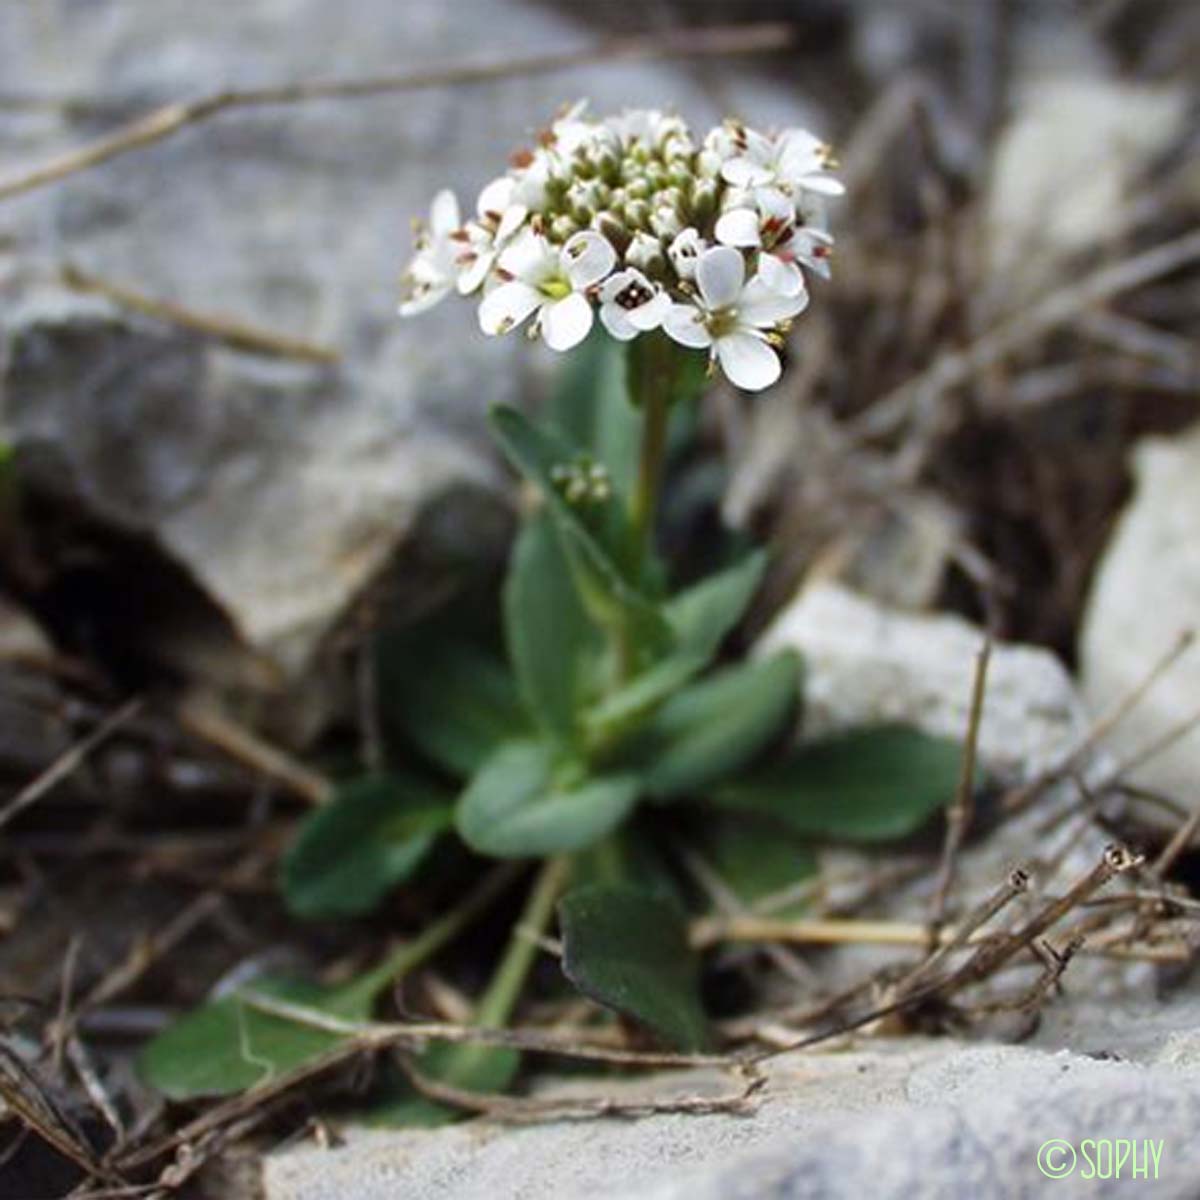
xmin=176 ymin=693 xmax=332 ymax=805
xmin=949 ymin=845 xmax=1141 ymax=987
xmin=928 ymin=636 xmax=991 ymax=937
xmin=0 ymin=24 xmax=795 ymax=204
xmin=394 ymin=1053 xmax=763 ymax=1123
xmin=899 ymin=866 xmax=1030 ymax=995
xmin=1150 ymin=806 xmax=1200 ymax=882
xmin=0 ymin=697 xmax=142 ymax=834
xmin=239 ymin=992 xmax=734 ymax=1069
xmin=61 ymin=264 xmax=340 ymax=365
xmin=1002 ymin=628 xmax=1195 ymax=815
xmin=856 ymin=230 xmax=1200 ymax=439
xmin=63 ymin=893 xmax=223 ymax=1035
xmin=750 ymin=845 xmax=1140 ymax=1064
xmin=1110 ymin=702 xmax=1200 ymax=781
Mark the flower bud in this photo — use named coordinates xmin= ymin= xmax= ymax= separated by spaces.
xmin=650 ymin=205 xmax=683 ymax=240
xmin=595 ymin=213 xmax=632 ymax=256
xmin=691 ymin=179 xmax=718 ymax=222
xmin=623 ymin=199 xmax=651 ymax=229
xmin=625 ymin=231 xmax=665 ymax=275
xmin=551 ymin=214 xmax=579 ymax=241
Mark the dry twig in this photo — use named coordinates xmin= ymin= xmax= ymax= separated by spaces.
xmin=0 ymin=24 xmax=795 ymax=204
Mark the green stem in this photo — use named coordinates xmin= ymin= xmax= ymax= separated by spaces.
xmin=344 ymin=862 xmax=524 ymax=1010
xmin=628 ymin=338 xmax=674 ymax=577
xmin=474 ymin=855 xmax=571 ymax=1028
xmin=614 ymin=334 xmax=676 ymax=684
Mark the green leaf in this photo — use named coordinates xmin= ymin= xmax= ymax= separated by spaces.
xmin=138 ymin=977 xmax=369 ymax=1100
xmin=282 ymin=775 xmax=452 ymax=919
xmin=571 ymin=823 xmax=682 ymax=905
xmin=546 ymin=330 xmax=640 ymax=501
xmin=559 ymin=884 xmax=709 ymax=1052
xmin=490 ymin=405 xmax=669 ymax=651
xmin=378 ymin=635 xmax=530 ymax=776
xmin=693 ymin=813 xmax=817 ymax=912
xmin=586 ymin=550 xmax=767 ymax=733
xmin=710 ymin=726 xmax=965 ymax=842
xmin=504 ymin=511 xmax=601 ymax=748
xmin=632 ymin=652 xmax=800 ymax=799
xmin=456 ymin=740 xmax=639 ymax=858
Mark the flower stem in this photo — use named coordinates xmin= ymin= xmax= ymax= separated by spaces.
xmin=614 ymin=334 xmax=676 ymax=683
xmin=473 ymin=855 xmax=571 ymax=1028
xmin=342 ymin=862 xmax=523 ymax=1009
xmin=628 ymin=335 xmax=675 ymax=577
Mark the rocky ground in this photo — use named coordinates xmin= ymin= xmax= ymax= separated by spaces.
xmin=1 ymin=1 xmax=1198 ymax=1197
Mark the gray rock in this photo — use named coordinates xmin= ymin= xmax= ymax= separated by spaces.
xmin=0 ymin=0 xmax=827 ymax=685
xmin=263 ymin=1001 xmax=1200 ymax=1200
xmin=1079 ymin=422 xmax=1200 ymax=820
xmin=755 ymin=579 xmax=1086 ymax=779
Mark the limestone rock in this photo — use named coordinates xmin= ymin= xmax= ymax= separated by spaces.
xmin=264 ymin=1000 xmax=1200 ymax=1200
xmin=755 ymin=579 xmax=1086 ymax=780
xmin=1080 ymin=422 xmax=1200 ymax=819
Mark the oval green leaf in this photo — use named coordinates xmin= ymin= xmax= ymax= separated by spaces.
xmin=709 ymin=726 xmax=965 ymax=842
xmin=559 ymin=883 xmax=709 ymax=1052
xmin=504 ymin=511 xmax=600 ymax=748
xmin=138 ymin=977 xmax=369 ymax=1100
xmin=456 ymin=740 xmax=639 ymax=858
xmin=282 ymin=775 xmax=451 ymax=919
xmin=631 ymin=651 xmax=800 ymax=799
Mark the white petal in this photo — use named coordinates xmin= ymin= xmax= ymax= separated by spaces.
xmin=429 ymin=189 xmax=460 ymax=237
xmin=561 ymin=231 xmax=617 ymax=288
xmin=800 ymin=174 xmax=846 ymax=197
xmin=664 ymin=303 xmax=712 ymax=349
xmin=495 ymin=203 xmax=528 ymax=242
xmin=627 ymin=289 xmax=672 ymax=331
xmin=398 ymin=282 xmax=450 ymax=317
xmin=721 ymin=156 xmax=773 ymax=188
xmin=695 ymin=245 xmax=746 ymax=310
xmin=756 ymin=253 xmax=805 ymax=298
xmin=600 ymin=302 xmax=638 ymax=342
xmin=540 ymin=292 xmax=594 ymax=351
xmin=598 ymin=268 xmax=641 ymax=304
xmin=498 ymin=228 xmax=555 ymax=282
xmin=716 ymin=332 xmax=781 ymax=391
xmin=478 ymin=281 xmax=541 ymax=335
xmin=477 ymin=176 xmax=515 ymax=218
xmin=776 ymin=129 xmax=825 ymax=175
xmin=714 ymin=208 xmax=762 ymax=248
xmin=740 ymin=276 xmax=809 ymax=325
xmin=668 ymin=229 xmax=705 ymax=278
xmin=756 ymin=187 xmax=794 ymax=223
xmin=456 ymin=249 xmax=494 ymax=295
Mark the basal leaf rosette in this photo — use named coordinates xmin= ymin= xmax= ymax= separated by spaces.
xmin=398 ymin=103 xmax=843 ymax=391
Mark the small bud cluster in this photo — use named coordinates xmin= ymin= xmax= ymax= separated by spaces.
xmin=550 ymin=455 xmax=612 ymax=507
xmin=398 ymin=102 xmax=843 ymax=392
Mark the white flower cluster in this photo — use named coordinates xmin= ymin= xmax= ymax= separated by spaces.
xmin=398 ymin=103 xmax=843 ymax=392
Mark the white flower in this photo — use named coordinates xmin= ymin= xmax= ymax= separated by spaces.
xmin=785 ymin=226 xmax=834 ymax=281
xmin=454 ymin=176 xmax=528 ymax=294
xmin=398 ymin=189 xmax=462 ymax=316
xmin=721 ymin=127 xmax=844 ymax=199
xmin=608 ymin=109 xmax=692 ymax=158
xmin=479 ymin=228 xmax=616 ymax=351
xmin=698 ymin=123 xmax=740 ymax=179
xmin=668 ymin=228 xmax=706 ymax=280
xmin=598 ymin=269 xmax=672 ymax=341
xmin=714 ymin=189 xmax=833 ymax=295
xmin=664 ymin=245 xmax=808 ymax=391
xmin=552 ymin=100 xmax=618 ymax=160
